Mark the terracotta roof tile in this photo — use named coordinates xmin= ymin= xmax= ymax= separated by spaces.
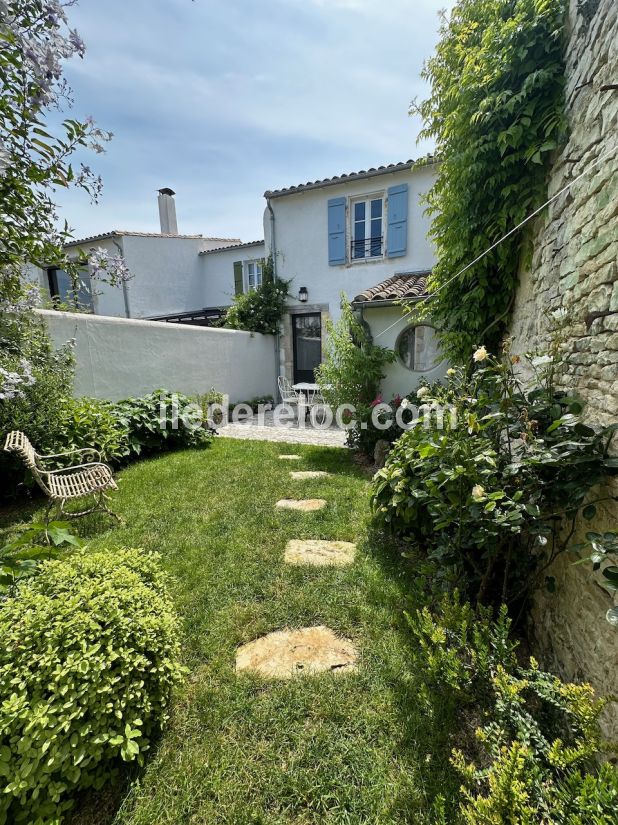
xmin=199 ymin=240 xmax=265 ymax=255
xmin=353 ymin=271 xmax=430 ymax=305
xmin=264 ymin=155 xmax=437 ymax=199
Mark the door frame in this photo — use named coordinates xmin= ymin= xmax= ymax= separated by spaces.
xmin=291 ymin=312 xmax=322 ymax=385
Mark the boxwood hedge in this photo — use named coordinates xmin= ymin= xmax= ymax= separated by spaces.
xmin=0 ymin=548 xmax=184 ymax=824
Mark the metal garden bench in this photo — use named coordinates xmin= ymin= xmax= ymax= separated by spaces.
xmin=4 ymin=430 xmax=121 ymax=524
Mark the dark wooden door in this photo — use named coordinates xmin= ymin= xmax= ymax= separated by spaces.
xmin=292 ymin=313 xmax=322 ymax=384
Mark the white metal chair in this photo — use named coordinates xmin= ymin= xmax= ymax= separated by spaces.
xmin=277 ymin=377 xmax=328 ymax=423
xmin=4 ymin=431 xmax=121 ymax=524
xmin=278 ymin=376 xmax=301 ymax=414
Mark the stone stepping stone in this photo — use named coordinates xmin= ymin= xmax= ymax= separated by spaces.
xmin=284 ymin=539 xmax=356 ymax=567
xmin=276 ymin=499 xmax=327 ymax=512
xmin=279 ymin=454 xmax=301 ymax=460
xmin=290 ymin=471 xmax=330 ymax=480
xmin=235 ymin=626 xmax=358 ymax=679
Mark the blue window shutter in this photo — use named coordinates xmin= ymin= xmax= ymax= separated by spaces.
xmin=328 ymin=197 xmax=346 ymax=266
xmin=387 ymin=183 xmax=408 ymax=258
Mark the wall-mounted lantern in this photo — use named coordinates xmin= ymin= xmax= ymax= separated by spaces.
xmin=298 ymin=286 xmax=309 ymax=303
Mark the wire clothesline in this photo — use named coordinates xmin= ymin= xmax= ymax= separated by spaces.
xmin=374 ymin=141 xmax=618 ymax=341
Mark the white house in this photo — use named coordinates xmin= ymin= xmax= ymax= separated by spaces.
xmin=32 ymin=189 xmax=264 ymax=323
xmin=35 ymin=162 xmax=447 ymax=401
xmin=260 ymin=157 xmax=447 ymax=395
xmin=199 ymin=239 xmax=266 ymax=309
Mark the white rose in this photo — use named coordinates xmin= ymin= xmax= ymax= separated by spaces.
xmin=473 ymin=346 xmax=488 ymax=362
xmin=417 ymin=386 xmax=430 ymax=399
xmin=446 ymin=368 xmax=456 ymax=377
xmin=471 ymin=484 xmax=486 ymax=500
xmin=400 ymin=398 xmax=411 ymax=409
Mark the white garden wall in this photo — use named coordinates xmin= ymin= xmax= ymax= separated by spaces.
xmin=38 ymin=309 xmax=276 ymax=403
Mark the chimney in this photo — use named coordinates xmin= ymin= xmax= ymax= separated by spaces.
xmin=157 ymin=187 xmax=178 ymax=234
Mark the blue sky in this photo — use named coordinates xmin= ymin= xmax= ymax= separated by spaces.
xmin=55 ymin=0 xmax=451 ymax=242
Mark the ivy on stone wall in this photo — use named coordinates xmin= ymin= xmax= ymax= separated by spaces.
xmin=417 ymin=0 xmax=568 ymax=361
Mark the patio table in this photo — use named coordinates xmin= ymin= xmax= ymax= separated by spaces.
xmin=292 ymin=382 xmax=324 ymax=404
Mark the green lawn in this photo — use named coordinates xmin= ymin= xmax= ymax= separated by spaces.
xmin=6 ymin=438 xmax=459 ymax=824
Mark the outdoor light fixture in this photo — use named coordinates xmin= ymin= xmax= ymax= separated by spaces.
xmin=298 ymin=286 xmax=309 ymax=303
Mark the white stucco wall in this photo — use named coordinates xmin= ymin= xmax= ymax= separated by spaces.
xmin=264 ymin=162 xmax=438 ymax=321
xmin=38 ymin=309 xmax=276 ymax=403
xmin=121 ymin=235 xmax=243 ymax=319
xmin=361 ymin=305 xmax=448 ymax=400
xmin=34 ymin=234 xmax=244 ymax=320
xmin=200 ymin=242 xmax=266 ymax=307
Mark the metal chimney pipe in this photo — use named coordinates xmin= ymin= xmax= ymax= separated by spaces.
xmin=157 ymin=188 xmax=178 ymax=234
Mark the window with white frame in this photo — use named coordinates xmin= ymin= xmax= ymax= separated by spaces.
xmin=245 ymin=260 xmax=263 ymax=291
xmin=396 ymin=324 xmax=441 ymax=372
xmin=351 ymin=194 xmax=384 ymax=260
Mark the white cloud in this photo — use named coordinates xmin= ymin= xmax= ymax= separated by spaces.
xmin=53 ymin=0 xmax=447 ymax=240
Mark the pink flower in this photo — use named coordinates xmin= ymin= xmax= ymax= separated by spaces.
xmin=392 ymin=394 xmax=402 ymax=407
xmin=370 ymin=395 xmax=383 ymax=408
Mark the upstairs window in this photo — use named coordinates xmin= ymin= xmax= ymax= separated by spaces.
xmin=328 ymin=184 xmax=408 ymax=266
xmin=47 ymin=267 xmax=93 ymax=310
xmin=245 ymin=260 xmax=263 ymax=291
xmin=351 ymin=196 xmax=384 ymax=260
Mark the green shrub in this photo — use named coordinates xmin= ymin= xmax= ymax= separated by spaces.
xmin=413 ymin=597 xmax=618 ymax=824
xmin=372 ymin=347 xmax=615 ymax=607
xmin=232 ymin=395 xmax=274 ymax=414
xmin=0 ymin=548 xmax=184 ymax=824
xmin=57 ymin=396 xmax=130 ymax=462
xmin=195 ymin=387 xmax=225 ymax=424
xmin=193 ymin=387 xmax=272 ymax=425
xmin=0 ymin=312 xmax=74 ymax=498
xmin=316 ymin=297 xmax=394 ymax=442
xmin=223 ymin=259 xmax=290 ymax=335
xmin=351 ymin=383 xmax=439 ymax=456
xmin=115 ymin=389 xmax=214 ymax=457
xmin=407 ymin=591 xmax=517 ymax=702
xmin=0 ymin=520 xmax=82 ymax=596
xmin=451 ymin=663 xmax=617 ymax=824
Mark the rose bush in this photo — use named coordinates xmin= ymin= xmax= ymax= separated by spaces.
xmin=372 ymin=343 xmax=617 ymax=607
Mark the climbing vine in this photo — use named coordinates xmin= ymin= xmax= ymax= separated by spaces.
xmin=416 ymin=0 xmax=567 ymax=361
xmin=223 ymin=257 xmax=290 ymax=335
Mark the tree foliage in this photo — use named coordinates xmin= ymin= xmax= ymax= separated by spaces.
xmin=417 ymin=0 xmax=567 ymax=361
xmin=316 ymin=297 xmax=394 ymax=413
xmin=0 ymin=2 xmax=130 ymax=452
xmin=0 ymin=1 xmax=118 ymax=302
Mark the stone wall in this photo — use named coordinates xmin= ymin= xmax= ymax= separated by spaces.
xmin=508 ymin=0 xmax=617 ymax=736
